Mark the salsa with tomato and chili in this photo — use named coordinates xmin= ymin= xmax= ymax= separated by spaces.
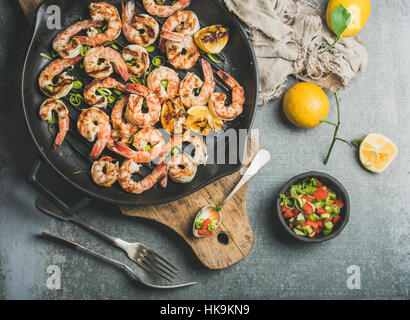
xmin=279 ymin=177 xmax=344 ymax=238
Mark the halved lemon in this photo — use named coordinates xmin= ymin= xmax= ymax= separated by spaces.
xmin=161 ymin=95 xmax=186 ymax=136
xmin=359 ymin=133 xmax=398 ymax=173
xmin=184 ymin=106 xmax=224 ymax=135
xmin=194 ymin=25 xmax=229 ymax=54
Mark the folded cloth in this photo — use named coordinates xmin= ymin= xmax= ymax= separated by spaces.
xmin=222 ymin=0 xmax=368 ymax=104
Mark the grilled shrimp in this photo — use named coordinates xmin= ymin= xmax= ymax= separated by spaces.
xmin=107 ymin=138 xmax=152 ymax=163
xmin=142 ymin=0 xmax=191 ymax=18
xmin=158 ymin=130 xmax=206 ymax=164
xmin=111 ymin=95 xmax=138 ymax=138
xmin=74 ymin=2 xmax=122 ymax=47
xmin=84 ymin=77 xmax=129 ymax=108
xmin=161 ymin=31 xmax=199 ymax=70
xmin=122 ymin=0 xmax=159 ymax=47
xmin=126 ymin=84 xmax=161 ymax=127
xmin=84 ymin=46 xmax=130 ymax=82
xmin=147 ymin=66 xmax=180 ymax=104
xmin=52 ymin=20 xmax=103 ymax=58
xmin=77 ymin=107 xmax=111 ymax=159
xmin=91 ymin=156 xmax=119 ymax=187
xmin=167 ymin=153 xmax=197 ymax=184
xmin=38 ymin=56 xmax=82 ymax=99
xmin=180 ymin=58 xmax=215 ymax=108
xmin=159 ymin=11 xmax=200 ymax=52
xmin=39 ymin=98 xmax=69 ymax=149
xmin=182 ymin=130 xmax=207 ymax=165
xmin=209 ymin=71 xmax=245 ymax=121
xmin=131 ymin=127 xmax=165 ymax=161
xmin=118 ymin=160 xmax=167 ymax=194
xmin=122 ymin=45 xmax=150 ymax=77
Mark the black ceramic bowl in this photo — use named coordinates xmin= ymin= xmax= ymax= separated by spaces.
xmin=276 ymin=171 xmax=350 ymax=243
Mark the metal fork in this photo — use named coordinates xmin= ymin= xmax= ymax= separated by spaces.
xmin=36 ymin=196 xmax=178 ymax=282
xmin=41 ymin=232 xmax=196 ymax=289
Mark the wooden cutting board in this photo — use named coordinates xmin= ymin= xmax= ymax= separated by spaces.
xmin=20 ymin=0 xmax=259 ymax=269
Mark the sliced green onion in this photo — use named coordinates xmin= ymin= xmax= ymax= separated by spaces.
xmin=129 ymin=77 xmax=140 ymax=84
xmin=113 ymin=89 xmax=123 ymax=96
xmin=146 ymin=45 xmax=156 ymax=53
xmin=145 ymin=144 xmax=151 ymax=151
xmin=79 ymin=63 xmax=84 ymax=69
xmin=207 ymin=53 xmax=221 ymax=63
xmin=152 ymin=56 xmax=165 ymax=67
xmin=102 ymin=24 xmax=108 ymax=32
xmin=161 ymin=80 xmax=168 ymax=89
xmin=111 ymin=44 xmax=120 ymax=51
xmin=171 ymin=147 xmax=179 ymax=155
xmin=97 ymin=88 xmax=112 ymax=96
xmin=45 ymin=85 xmax=54 ymax=92
xmin=69 ymin=93 xmax=83 ymax=107
xmin=67 ymin=65 xmax=75 ymax=71
xmin=72 ymin=81 xmax=83 ymax=89
xmin=47 ymin=110 xmax=58 ymax=125
xmin=80 ymin=46 xmax=91 ymax=57
xmin=40 ymin=53 xmax=53 ymax=60
xmin=107 ymin=95 xmax=116 ymax=104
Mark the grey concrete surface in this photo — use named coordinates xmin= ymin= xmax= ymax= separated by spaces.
xmin=0 ymin=0 xmax=409 ymax=300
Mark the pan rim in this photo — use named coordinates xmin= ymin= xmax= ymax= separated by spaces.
xmin=21 ymin=0 xmax=259 ymax=206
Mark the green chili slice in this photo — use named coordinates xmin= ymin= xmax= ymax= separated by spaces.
xmin=111 ymin=44 xmax=120 ymax=51
xmin=107 ymin=95 xmax=116 ymax=104
xmin=146 ymin=45 xmax=156 ymax=53
xmin=207 ymin=53 xmax=221 ymax=63
xmin=69 ymin=94 xmax=83 ymax=107
xmin=97 ymin=88 xmax=112 ymax=96
xmin=72 ymin=80 xmax=83 ymax=89
xmin=152 ymin=56 xmax=165 ymax=67
xmin=40 ymin=53 xmax=53 ymax=60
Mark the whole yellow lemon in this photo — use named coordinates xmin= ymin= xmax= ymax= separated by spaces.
xmin=326 ymin=0 xmax=371 ymax=37
xmin=283 ymin=82 xmax=330 ymax=129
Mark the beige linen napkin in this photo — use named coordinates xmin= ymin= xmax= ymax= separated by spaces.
xmin=223 ymin=0 xmax=368 ymax=104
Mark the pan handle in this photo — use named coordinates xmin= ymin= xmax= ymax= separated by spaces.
xmin=27 ymin=158 xmax=91 ymax=215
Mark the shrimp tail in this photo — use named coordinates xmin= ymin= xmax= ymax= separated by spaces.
xmin=216 ymin=71 xmax=240 ymax=90
xmin=90 ymin=139 xmax=108 ymax=159
xmin=53 ymin=118 xmax=69 ymax=149
xmin=160 ymin=31 xmax=185 ymax=42
xmin=126 ymin=83 xmax=147 ymax=95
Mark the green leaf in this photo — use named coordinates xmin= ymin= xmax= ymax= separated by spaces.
xmin=331 ymin=4 xmax=352 ymax=36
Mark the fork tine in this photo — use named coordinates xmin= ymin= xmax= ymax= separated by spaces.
xmin=141 ymin=253 xmax=177 ymax=279
xmin=145 ymin=248 xmax=179 ymax=271
xmin=138 ymin=258 xmax=174 ymax=282
xmin=144 ymin=251 xmax=178 ymax=276
xmin=142 ymin=250 xmax=178 ymax=279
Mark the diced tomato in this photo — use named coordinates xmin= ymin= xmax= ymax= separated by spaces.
xmin=302 ymin=195 xmax=314 ymax=203
xmin=317 ymin=180 xmax=323 ymax=187
xmin=308 ymin=232 xmax=316 ymax=238
xmin=301 ymin=221 xmax=308 ymax=228
xmin=198 ymin=229 xmax=213 ymax=236
xmin=316 ymin=207 xmax=326 ymax=214
xmin=333 ymin=215 xmax=341 ymax=224
xmin=314 ymin=186 xmax=328 ymax=200
xmin=335 ymin=199 xmax=344 ymax=208
xmin=303 ymin=202 xmax=314 ymax=215
xmin=283 ymin=211 xmax=294 ymax=219
xmin=281 ymin=205 xmax=290 ymax=212
xmin=293 ymin=207 xmax=300 ymax=214
xmin=313 ymin=227 xmax=320 ymax=234
xmin=317 ymin=221 xmax=323 ymax=228
xmin=307 ymin=220 xmax=319 ymax=228
xmin=200 ymin=218 xmax=212 ymax=231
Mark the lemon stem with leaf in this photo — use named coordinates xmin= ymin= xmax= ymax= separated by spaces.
xmin=321 ymin=90 xmax=361 ymax=165
xmin=318 ymin=4 xmax=352 ymax=54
